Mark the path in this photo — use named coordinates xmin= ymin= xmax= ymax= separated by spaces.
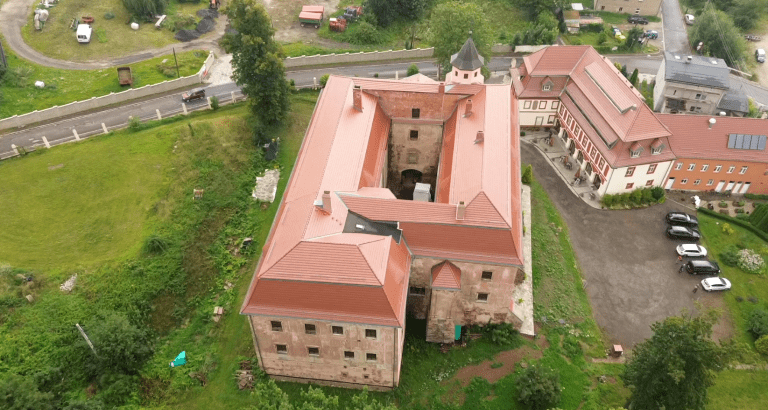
xmin=661 ymin=0 xmax=691 ymax=54
xmin=0 ymin=0 xmax=228 ymax=70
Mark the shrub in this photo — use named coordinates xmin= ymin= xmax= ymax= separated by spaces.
xmin=406 ymin=63 xmax=419 ymax=76
xmin=750 ymin=203 xmax=768 ymax=233
xmin=735 ymin=208 xmax=745 ymax=214
xmin=104 ymin=11 xmax=115 ymax=20
xmin=756 ymin=335 xmax=768 ymax=355
xmin=601 ymin=194 xmax=614 ymax=208
xmin=737 ymin=249 xmax=765 ymax=274
xmin=210 ymin=95 xmax=219 ymax=110
xmin=348 ymin=21 xmax=383 ymax=45
xmin=520 ymin=131 xmax=526 ymax=136
xmin=521 ymin=164 xmax=533 ymax=184
xmin=128 ymin=116 xmax=142 ymax=131
xmin=319 ymin=74 xmax=330 ymax=88
xmin=722 ymin=223 xmax=735 ymax=235
xmin=719 ymin=201 xmax=729 ymax=208
xmin=736 ymin=200 xmax=746 ymax=207
xmin=650 ymin=186 xmax=664 ymax=200
xmin=486 ymin=323 xmax=521 ymax=346
xmin=517 ymin=365 xmax=561 ymax=410
xmin=748 ymin=309 xmax=768 ymax=339
xmin=719 ymin=244 xmax=740 ymax=266
xmin=143 ymin=235 xmax=169 ymax=255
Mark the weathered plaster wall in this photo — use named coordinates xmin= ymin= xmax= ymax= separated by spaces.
xmin=388 ymin=122 xmax=444 ymax=192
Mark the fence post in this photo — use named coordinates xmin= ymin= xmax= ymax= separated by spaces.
xmin=206 ymin=97 xmax=212 ymax=110
xmin=11 ymin=144 xmax=19 ymax=155
xmin=182 ymin=103 xmax=188 ymax=115
xmin=101 ymin=123 xmax=108 ymax=134
xmin=156 ymin=109 xmax=162 ymax=120
xmin=42 ymin=137 xmax=50 ymax=148
xmin=231 ymin=91 xmax=236 ymax=103
xmin=73 ymin=129 xmax=80 ymax=141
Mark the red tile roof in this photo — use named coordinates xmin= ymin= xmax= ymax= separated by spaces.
xmin=658 ymin=114 xmax=768 ymax=162
xmin=432 ymin=261 xmax=461 ymax=289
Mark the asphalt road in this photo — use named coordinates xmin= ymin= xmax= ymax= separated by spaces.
xmin=661 ymin=0 xmax=691 ymax=54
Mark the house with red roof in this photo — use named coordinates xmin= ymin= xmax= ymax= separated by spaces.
xmin=511 ymin=46 xmax=678 ymax=196
xmin=241 ymin=38 xmax=525 ymax=389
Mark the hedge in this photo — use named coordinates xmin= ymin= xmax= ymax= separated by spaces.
xmin=697 ymin=207 xmax=768 ymax=243
xmin=745 ymin=193 xmax=768 ymax=201
xmin=750 ymin=203 xmax=768 ymax=233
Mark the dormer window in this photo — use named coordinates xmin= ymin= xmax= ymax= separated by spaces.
xmin=630 ymin=142 xmax=644 ymax=158
xmin=542 ymin=82 xmax=552 ymax=91
xmin=650 ymin=138 xmax=665 ymax=155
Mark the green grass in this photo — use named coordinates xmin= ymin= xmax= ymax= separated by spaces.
xmin=591 ymin=11 xmax=661 ymax=25
xmin=709 ymin=369 xmax=768 ymax=409
xmin=563 ymin=31 xmax=660 ymax=54
xmin=21 ymin=0 xmax=209 ymax=61
xmin=698 ymin=214 xmax=768 ymax=348
xmin=0 ymin=38 xmax=207 ymax=119
xmin=282 ymin=42 xmax=359 ymax=57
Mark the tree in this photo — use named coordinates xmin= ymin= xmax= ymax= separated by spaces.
xmin=248 ymin=378 xmax=294 ymax=410
xmin=522 ymin=164 xmax=533 ymax=184
xmin=747 ymin=308 xmax=768 ymax=339
xmin=428 ymin=1 xmax=493 ymax=74
xmin=406 ymin=63 xmax=420 ymax=76
xmin=366 ymin=0 xmax=427 ymax=27
xmin=516 ymin=364 xmax=561 ymax=410
xmin=121 ymin=0 xmax=168 ymax=18
xmin=690 ymin=8 xmax=746 ymax=67
xmin=629 ymin=68 xmax=639 ymax=87
xmin=0 ymin=374 xmax=54 ymax=410
xmin=624 ymin=27 xmax=645 ymax=52
xmin=730 ymin=0 xmax=766 ymax=30
xmin=222 ymin=0 xmax=291 ymax=134
xmin=511 ymin=0 xmax=568 ymax=21
xmin=622 ymin=310 xmax=727 ymax=410
xmin=81 ymin=311 xmax=153 ymax=376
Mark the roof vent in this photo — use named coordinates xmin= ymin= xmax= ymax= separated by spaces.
xmin=456 ymin=201 xmax=466 ymax=221
xmin=464 ymin=99 xmax=473 ymax=117
xmin=474 ymin=131 xmax=484 ymax=144
xmin=708 ymin=118 xmax=716 ymax=129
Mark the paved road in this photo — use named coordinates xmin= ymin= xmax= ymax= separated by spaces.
xmin=0 ymin=0 xmax=226 ymax=69
xmin=661 ymin=0 xmax=691 ymax=54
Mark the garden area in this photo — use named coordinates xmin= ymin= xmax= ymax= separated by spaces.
xmin=0 ymin=38 xmax=207 ymax=119
xmin=21 ymin=0 xmax=216 ymax=61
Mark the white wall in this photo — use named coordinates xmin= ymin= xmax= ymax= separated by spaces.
xmin=603 ymin=160 xmax=675 ymax=194
xmin=518 ymin=99 xmax=559 ymax=126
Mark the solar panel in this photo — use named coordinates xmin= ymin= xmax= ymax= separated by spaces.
xmin=728 ymin=134 xmax=736 ymax=148
xmin=759 ymin=136 xmax=767 ymax=150
xmin=735 ymin=134 xmax=743 ymax=149
xmin=742 ymin=134 xmax=752 ymax=149
xmin=727 ymin=134 xmax=767 ymax=150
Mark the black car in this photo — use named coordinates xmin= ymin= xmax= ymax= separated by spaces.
xmin=667 ymin=226 xmax=701 ymax=241
xmin=666 ymin=212 xmax=699 ymax=226
xmin=686 ymin=260 xmax=721 ymax=275
xmin=628 ymin=15 xmax=649 ymax=25
xmin=182 ymin=88 xmax=206 ymax=103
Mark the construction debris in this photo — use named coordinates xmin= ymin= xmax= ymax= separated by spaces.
xmin=252 ymin=169 xmax=280 ymax=202
xmin=60 ymin=274 xmax=77 ymax=292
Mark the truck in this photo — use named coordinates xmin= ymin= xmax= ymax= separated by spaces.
xmin=76 ymin=24 xmax=92 ymax=43
xmin=299 ymin=5 xmax=324 ymax=28
xmin=117 ymin=67 xmax=133 ymax=86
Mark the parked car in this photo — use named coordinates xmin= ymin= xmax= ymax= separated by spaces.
xmin=686 ymin=260 xmax=721 ymax=275
xmin=667 ymin=226 xmax=701 ymax=240
xmin=666 ymin=212 xmax=699 ymax=226
xmin=676 ymin=244 xmax=708 ymax=258
xmin=628 ymin=15 xmax=649 ymax=25
xmin=182 ymin=88 xmax=206 ymax=103
xmin=701 ymin=277 xmax=731 ymax=291
xmin=644 ymin=30 xmax=659 ymax=40
xmin=685 ymin=14 xmax=695 ymax=25
xmin=756 ymin=49 xmax=766 ymax=63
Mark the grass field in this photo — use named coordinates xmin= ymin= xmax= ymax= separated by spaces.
xmin=0 ymin=37 xmax=207 ymax=119
xmin=709 ymin=369 xmax=768 ymax=409
xmin=21 ymin=0 xmax=210 ymax=61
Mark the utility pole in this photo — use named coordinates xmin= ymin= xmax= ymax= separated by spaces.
xmin=173 ymin=47 xmax=180 ymax=78
xmin=75 ymin=323 xmax=97 ymax=356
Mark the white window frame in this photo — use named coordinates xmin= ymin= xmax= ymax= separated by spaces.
xmin=714 ymin=165 xmax=722 ymax=173
xmin=707 ymin=179 xmax=714 ymax=186
xmin=701 ymin=165 xmax=709 ymax=172
xmin=688 ymin=163 xmax=695 ymax=171
xmin=681 ymin=178 xmax=688 ymax=184
xmin=727 ymin=166 xmax=735 ymax=174
xmin=694 ymin=179 xmax=701 ymax=185
xmin=740 ymin=166 xmax=748 ymax=174
xmin=543 ymin=84 xmax=552 ymax=91
xmin=675 ymin=162 xmax=683 ymax=170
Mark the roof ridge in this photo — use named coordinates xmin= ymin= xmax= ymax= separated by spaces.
xmin=259 ymin=240 xmax=303 ymax=278
xmin=469 ymin=190 xmax=510 ymax=228
xmin=568 ymin=46 xmax=592 ymax=77
xmin=356 ymin=239 xmax=387 ymax=286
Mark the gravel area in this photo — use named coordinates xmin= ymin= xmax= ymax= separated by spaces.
xmin=207 ymin=54 xmax=234 ymax=86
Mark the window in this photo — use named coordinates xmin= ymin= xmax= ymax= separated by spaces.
xmin=481 ymin=271 xmax=493 ymax=280
xmin=688 ymin=163 xmax=695 ymax=171
xmin=714 ymin=165 xmax=722 ymax=173
xmin=365 ymin=329 xmax=377 ymax=339
xmin=344 ymin=351 xmax=355 ymax=359
xmin=305 ymin=324 xmax=316 ymax=335
xmin=701 ymin=165 xmax=709 ymax=172
xmin=675 ymin=162 xmax=683 ymax=170
xmin=308 ymin=347 xmax=320 ymax=356
xmin=463 ymin=73 xmax=468 ymax=79
xmin=695 ymin=93 xmax=707 ymax=100
xmin=694 ymin=179 xmax=701 ymax=185
xmin=366 ymin=353 xmax=377 ymax=362
xmin=551 ymin=101 xmax=559 ymax=109
xmin=532 ymin=101 xmax=539 ymax=110
xmin=543 ymin=84 xmax=551 ymax=91
xmin=625 ymin=166 xmax=635 ymax=177
xmin=409 ymin=286 xmax=426 ymax=295
xmin=646 ymin=180 xmax=654 ymax=186
xmin=740 ymin=166 xmax=748 ymax=174
xmin=541 ymin=101 xmax=548 ymax=109
xmin=695 ymin=93 xmax=702 ymax=100
xmin=332 ymin=326 xmax=344 ymax=335
xmin=619 ymin=7 xmax=623 ymax=12
xmin=474 ymin=71 xmax=478 ymax=77
xmin=635 ymin=8 xmax=640 ymax=13
xmin=454 ymin=71 xmax=458 ymax=76
xmin=523 ymin=100 xmax=532 ymax=109
xmin=630 ymin=149 xmax=641 ymax=158
xmin=727 ymin=166 xmax=735 ymax=173
xmin=647 ymin=164 xmax=657 ymax=174
xmin=409 ymin=130 xmax=419 ymax=140
xmin=477 ymin=293 xmax=489 ymax=302
xmin=625 ymin=183 xmax=634 ymax=189
xmin=411 ymin=108 xmax=420 ymax=119
xmin=681 ymin=178 xmax=688 ymax=184
xmin=707 ymin=179 xmax=714 ymax=186
xmin=651 ymin=146 xmax=663 ymax=155
xmin=271 ymin=321 xmax=282 ymax=332
xmin=547 ymin=115 xmax=555 ymax=124
xmin=276 ymin=344 xmax=287 ymax=354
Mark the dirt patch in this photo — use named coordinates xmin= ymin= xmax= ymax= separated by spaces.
xmin=48 ymin=163 xmax=64 ymax=171
xmin=448 ymin=346 xmax=543 ymax=387
xmin=750 ymin=34 xmax=768 ymax=89
xmin=264 ymin=0 xmax=341 ymax=44
xmin=700 ymin=291 xmax=736 ymax=343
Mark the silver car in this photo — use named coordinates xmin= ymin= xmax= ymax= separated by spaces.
xmin=676 ymin=244 xmax=707 ymax=258
xmin=701 ymin=277 xmax=731 ymax=292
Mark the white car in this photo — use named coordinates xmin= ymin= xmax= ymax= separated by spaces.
xmin=676 ymin=244 xmax=707 ymax=258
xmin=685 ymin=14 xmax=695 ymax=25
xmin=701 ymin=277 xmax=731 ymax=292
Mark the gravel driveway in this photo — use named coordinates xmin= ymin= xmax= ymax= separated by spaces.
xmin=522 ymin=142 xmax=723 ymax=347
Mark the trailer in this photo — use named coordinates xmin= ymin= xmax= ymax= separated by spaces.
xmin=299 ymin=11 xmax=322 ymax=28
xmin=117 ymin=66 xmax=133 ymax=86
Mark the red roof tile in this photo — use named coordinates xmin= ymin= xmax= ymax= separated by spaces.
xmin=431 ymin=261 xmax=461 ymax=289
xmin=659 ymin=114 xmax=768 ymax=162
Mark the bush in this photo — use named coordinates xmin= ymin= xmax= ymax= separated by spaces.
xmin=319 ymin=74 xmax=330 ymax=88
xmin=347 ymin=21 xmax=384 ymax=45
xmin=748 ymin=309 xmax=768 ymax=339
xmin=406 ymin=63 xmax=419 ymax=76
xmin=603 ymin=188 xmax=662 ymax=208
xmin=143 ymin=235 xmax=169 ymax=255
xmin=756 ymin=335 xmax=768 ymax=355
xmin=601 ymin=194 xmax=614 ymax=208
xmin=486 ymin=323 xmax=521 ymax=346
xmin=128 ymin=116 xmax=142 ymax=131
xmin=735 ymin=208 xmax=745 ymax=213
xmin=746 ymin=193 xmax=768 ymax=200
xmin=722 ymin=223 xmax=735 ymax=235
xmin=650 ymin=186 xmax=664 ymax=200
xmin=719 ymin=244 xmax=740 ymax=267
xmin=210 ymin=95 xmax=219 ymax=110
xmin=750 ymin=203 xmax=768 ymax=233
xmin=521 ymin=164 xmax=533 ymax=184
xmin=104 ymin=11 xmax=115 ymax=20
xmin=737 ymin=248 xmax=765 ymax=274
xmin=736 ymin=200 xmax=746 ymax=207
xmin=719 ymin=201 xmax=729 ymax=208
xmin=517 ymin=365 xmax=561 ymax=410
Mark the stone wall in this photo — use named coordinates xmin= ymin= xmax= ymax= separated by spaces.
xmin=388 ymin=121 xmax=443 ymax=195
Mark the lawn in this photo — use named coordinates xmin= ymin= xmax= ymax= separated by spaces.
xmin=0 ymin=37 xmax=207 ymax=119
xmin=708 ymin=369 xmax=768 ymax=409
xmin=698 ymin=214 xmax=768 ymax=348
xmin=21 ymin=0 xmax=211 ymax=61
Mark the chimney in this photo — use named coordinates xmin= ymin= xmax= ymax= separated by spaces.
xmin=464 ymin=99 xmax=473 ymax=117
xmin=322 ymin=191 xmax=332 ymax=214
xmin=352 ymin=87 xmax=363 ymax=112
xmin=456 ymin=201 xmax=466 ymax=220
xmin=438 ymin=82 xmax=445 ymax=94
xmin=708 ymin=118 xmax=716 ymax=129
xmin=474 ymin=131 xmax=484 ymax=144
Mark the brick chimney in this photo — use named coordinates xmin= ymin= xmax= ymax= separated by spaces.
xmin=464 ymin=99 xmax=473 ymax=117
xmin=438 ymin=82 xmax=445 ymax=94
xmin=456 ymin=201 xmax=466 ymax=220
xmin=352 ymin=87 xmax=363 ymax=112
xmin=322 ymin=191 xmax=332 ymax=214
xmin=474 ymin=131 xmax=484 ymax=144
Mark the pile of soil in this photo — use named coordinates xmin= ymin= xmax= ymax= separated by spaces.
xmin=175 ymin=29 xmax=201 ymax=42
xmin=195 ymin=16 xmax=216 ymax=34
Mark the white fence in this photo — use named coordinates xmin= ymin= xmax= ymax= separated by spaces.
xmin=0 ymin=51 xmax=215 ymax=131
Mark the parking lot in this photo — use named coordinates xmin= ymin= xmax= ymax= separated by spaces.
xmin=523 ymin=143 xmax=728 ymax=348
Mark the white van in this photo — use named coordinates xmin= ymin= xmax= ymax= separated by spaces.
xmin=76 ymin=24 xmax=92 ymax=43
xmin=756 ymin=49 xmax=766 ymax=63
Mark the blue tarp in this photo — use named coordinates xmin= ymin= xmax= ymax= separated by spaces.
xmin=170 ymin=351 xmax=187 ymax=367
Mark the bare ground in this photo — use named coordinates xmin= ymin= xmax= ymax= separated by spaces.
xmin=262 ymin=0 xmax=346 ymax=46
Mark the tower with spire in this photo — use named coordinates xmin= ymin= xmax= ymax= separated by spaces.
xmin=446 ymin=35 xmax=485 ymax=85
